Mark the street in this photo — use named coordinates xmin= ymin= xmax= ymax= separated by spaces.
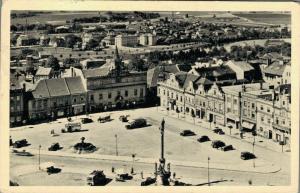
xmin=10 ymin=107 xmax=290 ymax=186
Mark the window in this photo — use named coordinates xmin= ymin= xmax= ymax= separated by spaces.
xmin=251 ymin=113 xmax=255 ymax=119
xmin=227 ymin=108 xmax=231 ymax=113
xmin=167 ymin=91 xmax=169 ymax=97
xmin=125 ymin=90 xmax=128 ymax=97
xmin=283 ymin=101 xmax=285 ymax=105
xmin=108 ymin=93 xmax=112 ymax=99
xmin=163 ymin=90 xmax=165 ymax=95
xmin=99 ymin=94 xmax=103 ymax=100
xmin=90 ymin=95 xmax=94 ymax=101
xmin=260 ymin=105 xmax=264 ymax=111
xmin=227 ymin=96 xmax=232 ymax=102
xmin=10 ymin=106 xmax=14 ymax=111
xmin=134 ymin=89 xmax=138 ymax=96
xmin=158 ymin=88 xmax=160 ymax=94
xmin=16 ymin=96 xmax=20 ymax=101
xmin=176 ymin=95 xmax=178 ymax=100
xmin=32 ymin=101 xmax=36 ymax=108
xmin=244 ymin=101 xmax=247 ymax=107
xmin=233 ymin=99 xmax=237 ymax=105
xmin=251 ymin=103 xmax=255 ymax=109
xmin=267 ymin=108 xmax=270 ymax=113
xmin=140 ymin=88 xmax=144 ymax=97
xmin=73 ymin=98 xmax=77 ymax=103
xmin=261 ymin=116 xmax=264 ymax=122
xmin=180 ymin=96 xmax=182 ymax=102
xmin=117 ymin=91 xmax=121 ymax=96
xmin=171 ymin=92 xmax=173 ymax=98
xmin=282 ymin=120 xmax=286 ymax=125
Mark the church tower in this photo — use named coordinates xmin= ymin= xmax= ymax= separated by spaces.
xmin=113 ymin=45 xmax=123 ymax=81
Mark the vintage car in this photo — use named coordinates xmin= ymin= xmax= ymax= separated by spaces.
xmin=46 ymin=166 xmax=62 ymax=174
xmin=87 ymin=170 xmax=107 ymax=186
xmin=211 ymin=140 xmax=226 ymax=149
xmin=126 ymin=118 xmax=147 ymax=129
xmin=197 ymin=135 xmax=210 ymax=143
xmin=13 ymin=139 xmax=29 ymax=148
xmin=81 ymin=118 xmax=93 ymax=124
xmin=48 ymin=143 xmax=62 ymax=151
xmin=141 ymin=177 xmax=156 ymax=186
xmin=241 ymin=151 xmax=256 ymax=160
xmin=61 ymin=122 xmax=82 ymax=133
xmin=119 ymin=115 xmax=129 ymax=122
xmin=98 ymin=115 xmax=111 ymax=123
xmin=180 ymin=130 xmax=196 ymax=136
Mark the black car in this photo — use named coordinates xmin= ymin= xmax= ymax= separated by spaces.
xmin=211 ymin=140 xmax=226 ymax=148
xmin=197 ymin=135 xmax=210 ymax=143
xmin=13 ymin=139 xmax=28 ymax=148
xmin=180 ymin=130 xmax=196 ymax=136
xmin=213 ymin=128 xmax=224 ymax=135
xmin=46 ymin=166 xmax=61 ymax=174
xmin=126 ymin=118 xmax=147 ymax=129
xmin=48 ymin=143 xmax=62 ymax=151
xmin=141 ymin=177 xmax=156 ymax=186
xmin=81 ymin=118 xmax=93 ymax=124
xmin=241 ymin=152 xmax=256 ymax=160
xmin=221 ymin=145 xmax=234 ymax=151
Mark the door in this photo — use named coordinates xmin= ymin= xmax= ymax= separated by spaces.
xmin=268 ymin=130 xmax=273 ymax=139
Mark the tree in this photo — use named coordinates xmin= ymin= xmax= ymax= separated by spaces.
xmin=65 ymin=34 xmax=81 ymax=48
xmin=131 ymin=57 xmax=145 ymax=71
xmin=46 ymin=56 xmax=60 ymax=71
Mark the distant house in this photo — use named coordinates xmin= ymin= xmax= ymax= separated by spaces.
xmin=54 ymin=25 xmax=70 ymax=33
xmin=35 ymin=66 xmax=53 ymax=82
xmin=262 ymin=61 xmax=291 ymax=86
xmin=101 ymin=35 xmax=115 ymax=47
xmin=188 ymin=65 xmax=236 ymax=82
xmin=80 ymin=58 xmax=106 ymax=69
xmin=39 ymin=34 xmax=50 ymax=46
xmin=16 ymin=35 xmax=38 ymax=47
xmin=225 ymin=60 xmax=255 ymax=81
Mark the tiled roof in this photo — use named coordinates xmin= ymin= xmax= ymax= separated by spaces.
xmin=194 ymin=66 xmax=235 ymax=78
xmin=82 ymin=67 xmax=111 ymax=78
xmin=45 ymin=78 xmax=70 ymax=97
xmin=65 ymin=77 xmax=86 ymax=94
xmin=263 ymin=62 xmax=287 ymax=76
xmin=36 ymin=66 xmax=52 ymax=76
xmin=226 ymin=60 xmax=254 ymax=71
xmin=32 ymin=79 xmax=50 ymax=99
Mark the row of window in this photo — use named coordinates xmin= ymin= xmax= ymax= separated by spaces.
xmin=90 ymin=88 xmax=144 ymax=101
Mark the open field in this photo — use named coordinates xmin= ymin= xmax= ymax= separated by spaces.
xmin=233 ymin=13 xmax=291 ymax=25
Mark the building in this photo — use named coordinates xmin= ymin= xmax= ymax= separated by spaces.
xmin=10 ymin=74 xmax=25 ymax=127
xmin=83 ymin=47 xmax=147 ymax=112
xmin=225 ymin=60 xmax=255 ymax=81
xmin=115 ymin=34 xmax=139 ymax=47
xmin=27 ymin=76 xmax=86 ymax=122
xmin=188 ymin=65 xmax=236 ymax=82
xmin=101 ymin=35 xmax=115 ymax=47
xmin=16 ymin=34 xmax=38 ymax=47
xmin=206 ymin=83 xmax=225 ymax=126
xmin=35 ymin=66 xmax=53 ymax=82
xmin=139 ymin=34 xmax=157 ymax=46
xmin=80 ymin=58 xmax=106 ymax=69
xmin=262 ymin=60 xmax=291 ymax=86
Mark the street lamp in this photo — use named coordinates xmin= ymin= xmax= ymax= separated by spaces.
xmin=115 ymin=134 xmax=118 ymax=156
xmin=38 ymin=145 xmax=41 ymax=170
xmin=252 ymin=141 xmax=255 ymax=168
xmin=208 ymin=156 xmax=210 ymax=186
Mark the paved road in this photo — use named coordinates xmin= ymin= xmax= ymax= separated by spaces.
xmin=10 ymin=153 xmax=289 ymax=186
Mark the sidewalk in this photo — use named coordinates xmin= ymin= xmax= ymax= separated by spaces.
xmin=159 ymin=107 xmax=290 ymax=155
xmin=17 ymin=147 xmax=281 ymax=174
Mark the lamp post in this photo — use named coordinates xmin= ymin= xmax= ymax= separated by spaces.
xmin=131 ymin=153 xmax=136 ymax=174
xmin=115 ymin=134 xmax=118 ymax=156
xmin=252 ymin=141 xmax=255 ymax=168
xmin=38 ymin=145 xmax=41 ymax=170
xmin=208 ymin=156 xmax=210 ymax=186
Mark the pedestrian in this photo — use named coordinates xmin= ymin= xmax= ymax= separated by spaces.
xmin=9 ymin=136 xmax=13 ymax=146
xmin=112 ymin=166 xmax=115 ymax=173
xmin=131 ymin=167 xmax=134 ymax=174
xmin=173 ymin=172 xmax=176 ymax=179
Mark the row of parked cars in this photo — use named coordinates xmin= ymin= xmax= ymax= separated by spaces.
xmin=179 ymin=129 xmax=256 ymax=160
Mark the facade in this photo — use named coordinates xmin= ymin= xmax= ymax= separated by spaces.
xmin=115 ymin=34 xmax=139 ymax=47
xmin=16 ymin=35 xmax=38 ymax=47
xmin=10 ymin=80 xmax=25 ymax=127
xmin=262 ymin=61 xmax=291 ymax=86
xmin=83 ymin=47 xmax=147 ymax=112
xmin=139 ymin=34 xmax=157 ymax=46
xmin=27 ymin=76 xmax=86 ymax=121
xmin=35 ymin=66 xmax=53 ymax=82
xmin=206 ymin=83 xmax=225 ymax=126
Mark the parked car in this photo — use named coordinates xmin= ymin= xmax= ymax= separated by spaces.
xmin=213 ymin=128 xmax=224 ymax=135
xmin=98 ymin=115 xmax=111 ymax=123
xmin=141 ymin=177 xmax=156 ymax=186
xmin=180 ymin=130 xmax=196 ymax=136
xmin=61 ymin=122 xmax=82 ymax=133
xmin=126 ymin=118 xmax=147 ymax=129
xmin=119 ymin=115 xmax=129 ymax=122
xmin=221 ymin=145 xmax=234 ymax=151
xmin=87 ymin=170 xmax=107 ymax=186
xmin=197 ymin=135 xmax=210 ymax=143
xmin=81 ymin=118 xmax=93 ymax=124
xmin=115 ymin=171 xmax=133 ymax=182
xmin=13 ymin=149 xmax=34 ymax=156
xmin=13 ymin=139 xmax=28 ymax=148
xmin=211 ymin=140 xmax=226 ymax=148
xmin=48 ymin=143 xmax=61 ymax=151
xmin=46 ymin=166 xmax=61 ymax=174
xmin=241 ymin=151 xmax=256 ymax=160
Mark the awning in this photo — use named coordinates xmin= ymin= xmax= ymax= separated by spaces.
xmin=242 ymin=121 xmax=255 ymax=130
